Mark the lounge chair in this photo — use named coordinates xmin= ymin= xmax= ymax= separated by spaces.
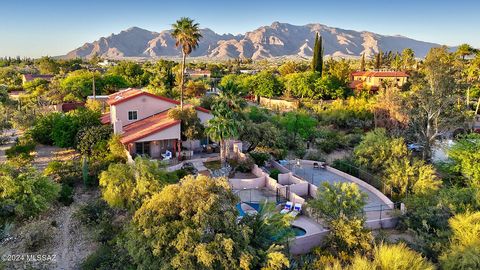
xmin=280 ymin=201 xmax=293 ymax=214
xmin=289 ymin=203 xmax=302 ymax=218
xmin=161 ymin=150 xmax=172 ymax=160
xmin=313 ymin=162 xmax=319 ymax=169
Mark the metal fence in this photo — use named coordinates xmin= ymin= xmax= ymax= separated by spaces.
xmin=330 ymin=160 xmax=400 ymax=200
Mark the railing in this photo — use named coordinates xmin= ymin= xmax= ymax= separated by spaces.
xmin=330 ymin=160 xmax=399 ymax=200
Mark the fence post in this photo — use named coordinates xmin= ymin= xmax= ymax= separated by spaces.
xmin=379 ymin=204 xmax=383 ymax=220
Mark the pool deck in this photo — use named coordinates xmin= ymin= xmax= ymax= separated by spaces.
xmin=292 ymin=166 xmax=386 ymax=209
xmin=292 ymin=216 xmax=326 ymax=236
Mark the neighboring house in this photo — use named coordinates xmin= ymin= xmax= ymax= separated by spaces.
xmin=185 ymin=69 xmax=211 ymax=79
xmin=239 ymin=69 xmax=259 ymax=75
xmin=102 ymin=88 xmax=213 ymax=159
xmin=22 ymin=74 xmax=54 ymax=85
xmin=349 ymin=70 xmax=409 ymax=91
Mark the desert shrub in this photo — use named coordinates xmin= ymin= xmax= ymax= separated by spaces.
xmin=23 ymin=221 xmax=54 ymax=252
xmin=44 ymin=160 xmax=82 ymax=185
xmin=58 ymin=183 xmax=74 ymax=206
xmin=0 ymin=164 xmax=60 ymax=220
xmin=5 ymin=139 xmax=35 ymax=161
xmin=304 ymin=150 xmax=326 ymax=162
xmin=314 ymin=128 xmax=345 ymax=153
xmin=249 ymin=151 xmax=270 ymax=166
xmin=30 ymin=112 xmax=62 ymax=145
xmin=270 ymin=169 xmax=281 ymax=180
xmin=230 ymin=156 xmax=255 ymax=173
xmin=75 ymin=199 xmax=114 ymax=227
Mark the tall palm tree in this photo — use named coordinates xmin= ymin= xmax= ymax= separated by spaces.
xmin=171 ymin=17 xmax=202 ymax=109
xmin=206 ymin=117 xmax=238 ymax=165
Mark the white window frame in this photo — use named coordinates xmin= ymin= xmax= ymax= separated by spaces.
xmin=128 ymin=110 xmax=138 ymax=121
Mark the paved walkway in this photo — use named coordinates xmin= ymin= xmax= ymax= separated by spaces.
xmin=292 ymin=216 xmax=326 ymax=236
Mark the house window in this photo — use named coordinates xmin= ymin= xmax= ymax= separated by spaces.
xmin=135 ymin=142 xmax=150 ymax=156
xmin=128 ymin=111 xmax=138 ymax=121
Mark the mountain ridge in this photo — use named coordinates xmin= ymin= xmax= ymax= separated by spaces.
xmin=65 ymin=22 xmax=444 ymax=60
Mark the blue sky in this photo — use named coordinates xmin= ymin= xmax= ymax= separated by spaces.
xmin=1 ymin=0 xmax=479 ymax=58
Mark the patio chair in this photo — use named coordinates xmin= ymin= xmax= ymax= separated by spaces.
xmin=280 ymin=201 xmax=293 ymax=214
xmin=289 ymin=203 xmax=302 ymax=218
xmin=313 ymin=162 xmax=319 ymax=169
xmin=161 ymin=150 xmax=172 ymax=160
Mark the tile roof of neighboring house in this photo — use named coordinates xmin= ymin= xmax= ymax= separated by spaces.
xmin=107 ymin=88 xmax=181 ymax=106
xmin=351 ymin=71 xmax=409 ymax=77
xmin=348 ymin=80 xmax=364 ymax=89
xmin=100 ymin=112 xmax=111 ymax=124
xmin=120 ymin=111 xmax=180 ymax=144
xmin=23 ymin=74 xmax=54 ymax=82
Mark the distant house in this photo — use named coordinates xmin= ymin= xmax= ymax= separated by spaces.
xmin=101 ymin=88 xmax=213 ymax=159
xmin=239 ymin=69 xmax=259 ymax=75
xmin=185 ymin=69 xmax=211 ymax=79
xmin=22 ymin=74 xmax=54 ymax=85
xmin=349 ymin=70 xmax=409 ymax=91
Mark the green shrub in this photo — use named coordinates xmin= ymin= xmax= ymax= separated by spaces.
xmin=75 ymin=199 xmax=114 ymax=227
xmin=58 ymin=183 xmax=74 ymax=206
xmin=5 ymin=140 xmax=35 ymax=160
xmin=270 ymin=169 xmax=281 ymax=180
xmin=44 ymin=160 xmax=82 ymax=185
xmin=249 ymin=151 xmax=270 ymax=166
xmin=30 ymin=112 xmax=62 ymax=145
xmin=24 ymin=221 xmax=54 ymax=252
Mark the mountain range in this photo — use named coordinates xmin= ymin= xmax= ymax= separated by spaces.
xmin=65 ymin=22 xmax=443 ymax=60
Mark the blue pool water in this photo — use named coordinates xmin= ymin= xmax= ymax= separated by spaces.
xmin=236 ymin=203 xmax=261 ymax=217
xmin=292 ymin=226 xmax=306 ymax=236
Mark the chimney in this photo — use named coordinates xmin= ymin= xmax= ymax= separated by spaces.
xmin=113 ymin=119 xmax=123 ymax=134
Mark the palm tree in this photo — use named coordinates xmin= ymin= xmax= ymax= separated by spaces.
xmin=456 ymin=43 xmax=476 ymax=60
xmin=205 ymin=117 xmax=238 ymax=165
xmin=171 ymin=17 xmax=202 ymax=109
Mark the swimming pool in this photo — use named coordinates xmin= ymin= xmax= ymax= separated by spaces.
xmin=292 ymin=226 xmax=306 ymax=237
xmin=236 ymin=202 xmax=261 ymax=217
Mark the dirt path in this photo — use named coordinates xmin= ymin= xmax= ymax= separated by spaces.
xmin=51 ymin=186 xmax=98 ymax=270
xmin=33 ymin=145 xmax=78 ymax=172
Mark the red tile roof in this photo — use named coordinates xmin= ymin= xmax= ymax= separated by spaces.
xmin=120 ymin=111 xmax=180 ymax=144
xmin=107 ymin=88 xmax=180 ymax=106
xmin=351 ymin=71 xmax=409 ymax=77
xmin=23 ymin=74 xmax=54 ymax=82
xmin=100 ymin=112 xmax=110 ymax=124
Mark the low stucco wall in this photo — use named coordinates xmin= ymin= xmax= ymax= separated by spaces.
xmin=289 ymin=182 xmax=309 ymax=197
xmin=271 ymin=160 xmax=291 ymax=174
xmin=290 ymin=231 xmax=328 ymax=255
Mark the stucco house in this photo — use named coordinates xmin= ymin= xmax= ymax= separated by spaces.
xmin=101 ymin=88 xmax=213 ymax=159
xmin=349 ymin=70 xmax=409 ymax=91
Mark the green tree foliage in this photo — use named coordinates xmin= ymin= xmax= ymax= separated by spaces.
xmin=0 ymin=67 xmax=22 ymax=89
xmin=353 ymin=128 xmax=408 ymax=173
xmin=283 ymin=71 xmax=320 ymax=98
xmin=108 ymin=61 xmax=149 ymax=87
xmin=75 ymin=125 xmax=112 ymax=156
xmin=145 ymin=60 xmax=176 ymax=97
xmin=239 ymin=120 xmax=282 ymax=153
xmin=345 ymin=243 xmax=435 ymax=270
xmin=309 ymin=182 xmax=372 ymax=261
xmin=456 ymin=43 xmax=477 ymax=60
xmin=276 ymin=111 xmax=317 ymax=143
xmin=403 ymin=46 xmax=466 ymax=160
xmin=35 ymin=56 xmax=59 ymax=74
xmin=401 ymin=48 xmax=416 ymax=70
xmin=31 ymin=108 xmax=101 ymax=148
xmin=60 ymin=70 xmax=129 ymax=101
xmin=168 ymin=106 xmax=204 ymax=142
xmin=0 ymin=163 xmax=60 ymax=220
xmin=448 ymin=133 xmax=480 ymax=187
xmin=252 ymin=70 xmax=283 ymax=98
xmin=123 ymin=175 xmax=290 ymax=270
xmin=99 ymin=157 xmax=177 ymax=210
xmin=309 ymin=182 xmax=367 ymax=223
xmin=360 ymin=53 xmax=366 ymax=71
xmin=311 ymin=33 xmax=323 ymax=75
xmin=440 ymin=211 xmax=480 ymax=270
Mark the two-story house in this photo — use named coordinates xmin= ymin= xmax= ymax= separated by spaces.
xmin=101 ymin=88 xmax=213 ymax=159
